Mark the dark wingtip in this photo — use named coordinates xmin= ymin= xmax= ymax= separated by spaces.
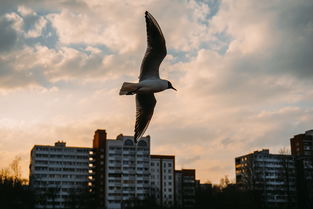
xmin=145 ymin=11 xmax=148 ymax=20
xmin=145 ymin=11 xmax=152 ymax=18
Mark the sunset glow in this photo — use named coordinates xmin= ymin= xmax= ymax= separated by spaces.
xmin=1 ymin=0 xmax=313 ymax=184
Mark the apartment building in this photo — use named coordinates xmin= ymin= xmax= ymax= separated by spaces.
xmin=90 ymin=130 xmax=150 ymax=209
xmin=290 ymin=130 xmax=313 ymax=209
xmin=175 ymin=169 xmax=196 ymax=208
xmin=235 ymin=149 xmax=297 ymax=208
xmin=291 ymin=130 xmax=313 ymax=157
xmin=150 ymin=155 xmax=175 ymax=207
xmin=29 ymin=141 xmax=91 ymax=209
xmin=29 ymin=129 xmax=199 ymax=209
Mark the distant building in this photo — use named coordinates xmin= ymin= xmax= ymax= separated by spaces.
xmin=290 ymin=130 xmax=313 ymax=209
xmin=90 ymin=130 xmax=150 ymax=209
xmin=291 ymin=130 xmax=313 ymax=156
xmin=150 ymin=155 xmax=175 ymax=207
xmin=91 ymin=129 xmax=107 ymax=209
xmin=235 ymin=149 xmax=297 ymax=208
xmin=195 ymin=181 xmax=212 ymax=208
xmin=29 ymin=141 xmax=91 ymax=209
xmin=175 ymin=169 xmax=196 ymax=208
xmin=195 ymin=181 xmax=212 ymax=193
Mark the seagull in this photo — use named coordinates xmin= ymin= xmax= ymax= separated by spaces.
xmin=119 ymin=11 xmax=177 ymax=143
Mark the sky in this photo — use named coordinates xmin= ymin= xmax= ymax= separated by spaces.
xmin=0 ymin=0 xmax=313 ymax=184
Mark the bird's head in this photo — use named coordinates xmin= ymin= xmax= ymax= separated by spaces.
xmin=167 ymin=81 xmax=177 ymax=91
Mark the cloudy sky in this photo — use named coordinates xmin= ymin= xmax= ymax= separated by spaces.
xmin=0 ymin=0 xmax=313 ymax=183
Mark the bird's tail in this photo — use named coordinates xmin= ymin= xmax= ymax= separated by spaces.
xmin=119 ymin=82 xmax=140 ymax=95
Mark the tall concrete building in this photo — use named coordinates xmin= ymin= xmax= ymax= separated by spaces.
xmin=291 ymin=130 xmax=313 ymax=156
xmin=92 ymin=129 xmax=107 ymax=209
xmin=90 ymin=130 xmax=151 ymax=209
xmin=175 ymin=169 xmax=196 ymax=208
xmin=235 ymin=149 xmax=297 ymax=208
xmin=290 ymin=130 xmax=313 ymax=209
xmin=29 ymin=129 xmax=196 ymax=209
xmin=29 ymin=141 xmax=91 ymax=209
xmin=150 ymin=155 xmax=175 ymax=207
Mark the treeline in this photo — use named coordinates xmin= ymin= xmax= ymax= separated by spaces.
xmin=0 ymin=157 xmax=35 ymax=209
xmin=123 ymin=176 xmax=263 ymax=209
xmin=0 ymin=172 xmax=262 ymax=209
xmin=194 ymin=176 xmax=263 ymax=209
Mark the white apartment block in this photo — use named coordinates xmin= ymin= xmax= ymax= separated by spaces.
xmin=235 ymin=149 xmax=297 ymax=208
xmin=150 ymin=155 xmax=175 ymax=207
xmin=91 ymin=131 xmax=151 ymax=209
xmin=29 ymin=141 xmax=91 ymax=209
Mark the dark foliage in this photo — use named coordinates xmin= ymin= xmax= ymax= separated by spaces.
xmin=0 ymin=175 xmax=35 ymax=209
xmin=64 ymin=189 xmax=97 ymax=209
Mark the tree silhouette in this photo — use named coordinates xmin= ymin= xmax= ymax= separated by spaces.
xmin=0 ymin=157 xmax=35 ymax=209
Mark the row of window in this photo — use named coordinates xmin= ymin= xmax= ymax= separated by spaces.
xmin=151 ymin=162 xmax=173 ymax=167
xmin=121 ymin=160 xmax=149 ymax=164
xmin=33 ymin=181 xmax=87 ymax=186
xmin=33 ymin=174 xmax=88 ymax=179
xmin=108 ymin=179 xmax=149 ymax=184
xmin=35 ymin=154 xmax=89 ymax=159
xmin=151 ymin=174 xmax=173 ymax=179
xmin=108 ymin=166 xmax=149 ymax=171
xmin=34 ymin=166 xmax=88 ymax=172
xmin=151 ymin=181 xmax=173 ymax=186
xmin=108 ymin=173 xmax=149 ymax=177
xmin=108 ymin=151 xmax=150 ymax=157
xmin=151 ymin=168 xmax=173 ymax=173
xmin=108 ymin=193 xmax=148 ymax=197
xmin=34 ymin=160 xmax=88 ymax=166
xmin=35 ymin=147 xmax=90 ymax=152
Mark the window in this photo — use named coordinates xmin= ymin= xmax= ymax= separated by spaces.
xmin=124 ymin=139 xmax=134 ymax=146
xmin=137 ymin=140 xmax=147 ymax=147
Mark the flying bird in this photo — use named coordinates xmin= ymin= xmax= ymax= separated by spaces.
xmin=119 ymin=11 xmax=176 ymax=143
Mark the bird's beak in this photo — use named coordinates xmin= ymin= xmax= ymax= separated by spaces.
xmin=171 ymin=87 xmax=177 ymax=91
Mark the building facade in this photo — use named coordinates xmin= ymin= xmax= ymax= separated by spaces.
xmin=29 ymin=130 xmax=199 ymax=209
xmin=290 ymin=130 xmax=313 ymax=209
xmin=92 ymin=129 xmax=107 ymax=209
xmin=90 ymin=130 xmax=151 ymax=209
xmin=150 ymin=155 xmax=175 ymax=207
xmin=235 ymin=149 xmax=297 ymax=208
xmin=175 ymin=169 xmax=196 ymax=208
xmin=291 ymin=130 xmax=313 ymax=156
xmin=29 ymin=141 xmax=91 ymax=209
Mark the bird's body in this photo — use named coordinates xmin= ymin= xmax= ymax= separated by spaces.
xmin=120 ymin=79 xmax=169 ymax=95
xmin=119 ymin=11 xmax=176 ymax=142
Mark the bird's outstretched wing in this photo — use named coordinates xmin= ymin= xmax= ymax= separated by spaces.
xmin=134 ymin=93 xmax=156 ymax=142
xmin=139 ymin=11 xmax=167 ymax=82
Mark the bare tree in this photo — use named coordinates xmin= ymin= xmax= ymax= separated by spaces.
xmin=0 ymin=157 xmax=35 ymax=209
xmin=219 ymin=175 xmax=230 ymax=189
xmin=9 ymin=156 xmax=22 ymax=180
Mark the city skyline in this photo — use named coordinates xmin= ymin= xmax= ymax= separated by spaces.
xmin=1 ymin=0 xmax=313 ymax=184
